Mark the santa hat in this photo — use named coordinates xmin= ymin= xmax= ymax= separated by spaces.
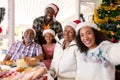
xmin=46 ymin=3 xmax=59 ymax=17
xmin=43 ymin=29 xmax=55 ymax=37
xmin=76 ymin=21 xmax=98 ymax=33
xmin=65 ymin=20 xmax=81 ymax=31
xmin=23 ymin=28 xmax=36 ymax=38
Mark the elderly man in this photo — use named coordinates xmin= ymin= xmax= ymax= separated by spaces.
xmin=33 ymin=3 xmax=63 ymax=45
xmin=4 ymin=28 xmax=43 ymax=61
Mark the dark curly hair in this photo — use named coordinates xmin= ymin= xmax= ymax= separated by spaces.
xmin=76 ymin=28 xmax=107 ymax=53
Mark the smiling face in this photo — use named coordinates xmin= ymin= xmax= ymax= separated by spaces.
xmin=44 ymin=7 xmax=55 ymax=21
xmin=24 ymin=29 xmax=34 ymax=43
xmin=79 ymin=26 xmax=97 ymax=49
xmin=44 ymin=33 xmax=54 ymax=44
xmin=63 ymin=26 xmax=75 ymax=42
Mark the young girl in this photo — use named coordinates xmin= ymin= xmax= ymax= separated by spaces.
xmin=42 ymin=29 xmax=56 ymax=69
xmin=75 ymin=21 xmax=120 ymax=80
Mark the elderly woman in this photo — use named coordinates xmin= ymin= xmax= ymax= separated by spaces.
xmin=75 ymin=21 xmax=120 ymax=80
xmin=3 ymin=28 xmax=43 ymax=61
xmin=49 ymin=20 xmax=81 ymax=80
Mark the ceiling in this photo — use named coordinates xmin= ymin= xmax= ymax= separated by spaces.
xmin=0 ymin=0 xmax=102 ymax=26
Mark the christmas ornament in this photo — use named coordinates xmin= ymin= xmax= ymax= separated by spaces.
xmin=117 ymin=24 xmax=120 ymax=28
xmin=110 ymin=3 xmax=114 ymax=7
xmin=110 ymin=37 xmax=115 ymax=42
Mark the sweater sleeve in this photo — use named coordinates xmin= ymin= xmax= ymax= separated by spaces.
xmin=100 ymin=41 xmax=120 ymax=65
xmin=109 ymin=42 xmax=120 ymax=65
xmin=49 ymin=43 xmax=58 ymax=78
xmin=49 ymin=63 xmax=56 ymax=78
xmin=54 ymin=21 xmax=63 ymax=40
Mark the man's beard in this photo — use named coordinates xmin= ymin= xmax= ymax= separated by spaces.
xmin=24 ymin=37 xmax=32 ymax=43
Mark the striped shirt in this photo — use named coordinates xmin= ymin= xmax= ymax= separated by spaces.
xmin=8 ymin=41 xmax=43 ymax=60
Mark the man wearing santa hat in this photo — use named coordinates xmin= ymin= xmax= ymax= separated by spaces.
xmin=32 ymin=3 xmax=63 ymax=45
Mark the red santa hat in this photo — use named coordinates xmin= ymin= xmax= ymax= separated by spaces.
xmin=23 ymin=28 xmax=36 ymax=38
xmin=46 ymin=3 xmax=59 ymax=17
xmin=76 ymin=21 xmax=98 ymax=33
xmin=65 ymin=20 xmax=81 ymax=31
xmin=43 ymin=29 xmax=55 ymax=37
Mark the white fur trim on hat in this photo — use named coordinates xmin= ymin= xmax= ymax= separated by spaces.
xmin=65 ymin=20 xmax=81 ymax=31
xmin=76 ymin=21 xmax=98 ymax=33
xmin=43 ymin=29 xmax=55 ymax=37
xmin=23 ymin=28 xmax=36 ymax=38
xmin=65 ymin=21 xmax=77 ymax=30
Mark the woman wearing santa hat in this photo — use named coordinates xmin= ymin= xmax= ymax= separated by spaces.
xmin=49 ymin=20 xmax=81 ymax=80
xmin=33 ymin=3 xmax=63 ymax=45
xmin=75 ymin=21 xmax=120 ymax=80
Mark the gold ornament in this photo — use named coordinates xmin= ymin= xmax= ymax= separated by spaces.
xmin=117 ymin=24 xmax=120 ymax=28
xmin=116 ymin=0 xmax=120 ymax=5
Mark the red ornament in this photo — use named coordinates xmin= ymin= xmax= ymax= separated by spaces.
xmin=110 ymin=37 xmax=115 ymax=42
xmin=110 ymin=3 xmax=114 ymax=7
xmin=0 ymin=26 xmax=2 ymax=33
xmin=117 ymin=18 xmax=120 ymax=21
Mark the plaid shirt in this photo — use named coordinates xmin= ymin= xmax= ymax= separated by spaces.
xmin=8 ymin=41 xmax=43 ymax=60
xmin=33 ymin=16 xmax=63 ymax=45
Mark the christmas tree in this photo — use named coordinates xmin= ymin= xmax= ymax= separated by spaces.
xmin=93 ymin=0 xmax=120 ymax=42
xmin=0 ymin=7 xmax=5 ymax=33
xmin=0 ymin=7 xmax=5 ymax=23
